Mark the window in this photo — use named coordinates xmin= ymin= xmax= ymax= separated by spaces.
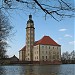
xmin=57 ymin=55 xmax=59 ymax=59
xmin=57 ymin=52 xmax=59 ymax=54
xmin=46 ymin=56 xmax=47 ymax=59
xmin=49 ymin=56 xmax=51 ymax=59
xmin=49 ymin=51 xmax=51 ymax=54
xmin=42 ymin=51 xmax=44 ymax=54
xmin=42 ymin=56 xmax=44 ymax=59
xmin=49 ymin=46 xmax=50 ymax=49
xmin=37 ymin=46 xmax=38 ymax=49
xmin=27 ymin=41 xmax=30 ymax=44
xmin=46 ymin=51 xmax=47 ymax=54
xmin=42 ymin=46 xmax=44 ymax=48
xmin=31 ymin=31 xmax=33 ymax=33
xmin=31 ymin=35 xmax=33 ymax=37
xmin=46 ymin=46 xmax=47 ymax=49
xmin=28 ymin=58 xmax=29 ymax=60
xmin=37 ymin=56 xmax=38 ymax=59
xmin=27 ymin=45 xmax=30 ymax=47
xmin=53 ymin=47 xmax=54 ymax=49
xmin=35 ymin=57 xmax=36 ymax=59
xmin=28 ymin=53 xmax=29 ymax=56
xmin=53 ymin=55 xmax=55 ymax=59
xmin=37 ymin=51 xmax=38 ymax=54
xmin=31 ymin=38 xmax=33 ymax=41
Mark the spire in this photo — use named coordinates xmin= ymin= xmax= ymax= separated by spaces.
xmin=29 ymin=14 xmax=32 ymax=20
xmin=27 ymin=14 xmax=34 ymax=24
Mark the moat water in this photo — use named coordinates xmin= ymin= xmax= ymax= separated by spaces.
xmin=0 ymin=64 xmax=75 ymax=75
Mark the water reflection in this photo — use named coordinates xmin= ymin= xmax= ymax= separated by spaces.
xmin=0 ymin=66 xmax=5 ymax=75
xmin=0 ymin=64 xmax=74 ymax=75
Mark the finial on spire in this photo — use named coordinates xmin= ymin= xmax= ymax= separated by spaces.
xmin=29 ymin=14 xmax=32 ymax=20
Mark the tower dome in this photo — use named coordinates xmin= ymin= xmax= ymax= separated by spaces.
xmin=27 ymin=15 xmax=34 ymax=24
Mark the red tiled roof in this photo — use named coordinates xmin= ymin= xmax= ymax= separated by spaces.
xmin=20 ymin=36 xmax=60 ymax=51
xmin=20 ymin=46 xmax=26 ymax=51
xmin=34 ymin=36 xmax=60 ymax=46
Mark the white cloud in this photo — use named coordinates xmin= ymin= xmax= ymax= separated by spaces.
xmin=64 ymin=34 xmax=72 ymax=38
xmin=69 ymin=41 xmax=75 ymax=45
xmin=58 ymin=38 xmax=62 ymax=40
xmin=59 ymin=28 xmax=67 ymax=31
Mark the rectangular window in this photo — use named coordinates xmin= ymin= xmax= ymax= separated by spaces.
xmin=46 ymin=51 xmax=47 ymax=54
xmin=49 ymin=56 xmax=51 ymax=59
xmin=37 ymin=51 xmax=38 ymax=54
xmin=46 ymin=46 xmax=47 ymax=49
xmin=46 ymin=56 xmax=47 ymax=59
xmin=27 ymin=41 xmax=29 ymax=43
xmin=53 ymin=55 xmax=55 ymax=59
xmin=49 ymin=46 xmax=50 ymax=49
xmin=35 ymin=52 xmax=36 ymax=54
xmin=49 ymin=51 xmax=51 ymax=54
xmin=28 ymin=58 xmax=29 ymax=60
xmin=31 ymin=34 xmax=33 ymax=37
xmin=35 ymin=57 xmax=36 ymax=59
xmin=53 ymin=47 xmax=54 ymax=49
xmin=57 ymin=55 xmax=59 ymax=59
xmin=31 ymin=31 xmax=33 ymax=33
xmin=42 ymin=46 xmax=44 ymax=48
xmin=42 ymin=51 xmax=44 ymax=54
xmin=37 ymin=56 xmax=38 ymax=59
xmin=37 ymin=46 xmax=38 ymax=49
xmin=28 ymin=53 xmax=29 ymax=56
xmin=42 ymin=56 xmax=44 ymax=59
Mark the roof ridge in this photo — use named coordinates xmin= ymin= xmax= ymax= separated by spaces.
xmin=34 ymin=36 xmax=60 ymax=46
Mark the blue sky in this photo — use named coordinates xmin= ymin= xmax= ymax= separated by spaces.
xmin=4 ymin=1 xmax=75 ymax=58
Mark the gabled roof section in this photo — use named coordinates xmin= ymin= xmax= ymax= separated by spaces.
xmin=10 ymin=55 xmax=19 ymax=60
xmin=19 ymin=46 xmax=26 ymax=51
xmin=34 ymin=36 xmax=61 ymax=46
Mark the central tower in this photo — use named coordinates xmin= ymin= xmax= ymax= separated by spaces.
xmin=26 ymin=15 xmax=35 ymax=61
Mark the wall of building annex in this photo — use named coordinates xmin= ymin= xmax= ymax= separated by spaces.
xmin=33 ymin=45 xmax=40 ymax=61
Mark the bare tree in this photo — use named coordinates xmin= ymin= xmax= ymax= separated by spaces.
xmin=0 ymin=0 xmax=75 ymax=21
xmin=0 ymin=9 xmax=13 ymax=59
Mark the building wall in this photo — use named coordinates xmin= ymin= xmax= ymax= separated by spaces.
xmin=51 ymin=46 xmax=61 ymax=61
xmin=39 ymin=45 xmax=61 ymax=61
xmin=40 ymin=45 xmax=50 ymax=61
xmin=33 ymin=45 xmax=40 ymax=61
xmin=33 ymin=44 xmax=61 ymax=62
xmin=19 ymin=51 xmax=22 ymax=61
xmin=19 ymin=51 xmax=26 ymax=61
xmin=26 ymin=23 xmax=35 ymax=61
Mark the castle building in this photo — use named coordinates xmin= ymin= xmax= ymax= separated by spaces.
xmin=19 ymin=15 xmax=61 ymax=64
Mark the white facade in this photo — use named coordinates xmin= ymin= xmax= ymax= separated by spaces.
xmin=33 ymin=45 xmax=40 ymax=61
xmin=19 ymin=50 xmax=26 ymax=61
xmin=19 ymin=51 xmax=22 ymax=61
xmin=33 ymin=45 xmax=61 ymax=61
